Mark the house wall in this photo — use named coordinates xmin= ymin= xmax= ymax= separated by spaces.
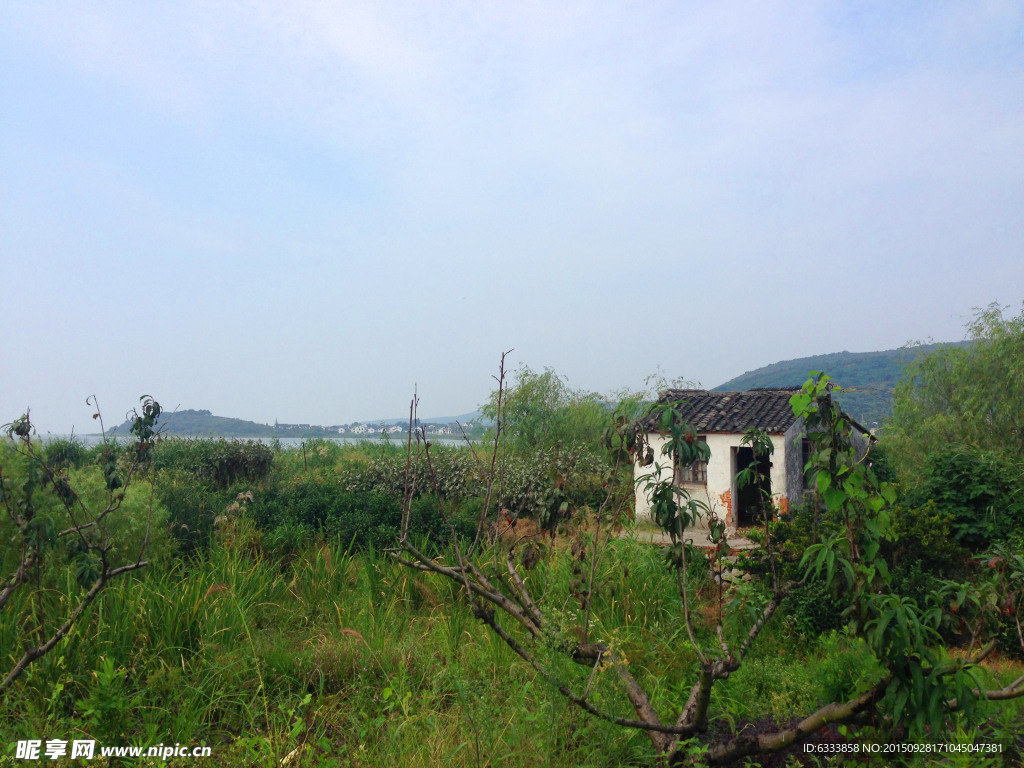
xmin=781 ymin=418 xmax=874 ymax=509
xmin=784 ymin=419 xmax=806 ymax=503
xmin=634 ymin=432 xmax=792 ymax=535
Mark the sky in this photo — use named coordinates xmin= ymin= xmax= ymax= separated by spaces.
xmin=2 ymin=1 xmax=1022 ymax=433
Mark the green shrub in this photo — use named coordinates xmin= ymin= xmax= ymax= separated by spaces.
xmin=324 ymin=493 xmax=402 ymax=550
xmin=155 ymin=471 xmax=242 ymax=553
xmin=499 ymin=448 xmax=608 ymax=521
xmin=43 ymin=437 xmax=90 ymax=469
xmin=152 ymin=438 xmax=274 ymax=488
xmin=0 ymin=449 xmax=174 ymax=586
xmin=994 ymin=528 xmax=1024 ymax=660
xmin=782 ymin=578 xmax=844 ymax=638
xmin=881 ymin=502 xmax=970 ymax=612
xmin=64 ymin=465 xmax=175 ymax=568
xmin=772 ymin=496 xmax=975 ymax=606
xmin=249 ymin=478 xmax=399 ymax=550
xmin=995 ymin=612 xmax=1024 ymax=660
xmin=887 ymin=502 xmax=969 ymax=573
xmin=903 ymin=444 xmax=1024 ymax=549
xmin=330 ymin=442 xmax=611 ymax=528
xmin=809 ymin=631 xmax=884 ymax=703
xmin=761 ymin=501 xmax=839 ymax=581
xmin=407 ymin=494 xmax=479 ymax=544
xmin=336 ymin=444 xmax=483 ymax=502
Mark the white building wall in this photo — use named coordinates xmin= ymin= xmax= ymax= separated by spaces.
xmin=768 ymin=433 xmax=789 ymax=513
xmin=633 ymin=433 xmax=672 ymax=521
xmin=634 ymin=432 xmax=792 ymax=538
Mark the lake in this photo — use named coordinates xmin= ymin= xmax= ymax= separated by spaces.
xmin=41 ymin=434 xmax=470 ymax=448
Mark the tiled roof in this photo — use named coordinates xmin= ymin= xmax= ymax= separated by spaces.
xmin=642 ymin=388 xmax=801 ymax=434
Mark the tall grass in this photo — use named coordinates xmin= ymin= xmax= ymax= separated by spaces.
xmin=2 ymin=513 xmax=1022 ymax=766
xmin=0 ymin=532 xmax=665 ymax=765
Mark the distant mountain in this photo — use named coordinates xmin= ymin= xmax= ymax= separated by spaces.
xmin=714 ymin=342 xmax=970 ymax=427
xmin=368 ymin=411 xmax=484 ymax=426
xmin=106 ymin=408 xmax=485 ymax=437
xmin=103 ymin=344 xmax=962 ymax=438
xmin=108 ymin=409 xmax=281 ymax=437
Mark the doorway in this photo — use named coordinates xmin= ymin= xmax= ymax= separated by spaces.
xmin=733 ymin=446 xmax=772 ymax=527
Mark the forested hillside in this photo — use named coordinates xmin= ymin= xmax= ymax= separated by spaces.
xmin=108 ymin=409 xmax=282 ymax=437
xmin=715 ymin=341 xmax=970 ymax=426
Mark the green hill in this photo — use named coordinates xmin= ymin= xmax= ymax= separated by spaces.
xmin=109 ymin=409 xmax=292 ymax=437
xmin=106 ymin=409 xmax=479 ymax=438
xmin=714 ymin=342 xmax=970 ymax=427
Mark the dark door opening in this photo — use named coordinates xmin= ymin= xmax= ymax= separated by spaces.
xmin=734 ymin=446 xmax=772 ymax=527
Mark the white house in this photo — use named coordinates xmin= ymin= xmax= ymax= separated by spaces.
xmin=634 ymin=388 xmax=820 ymax=540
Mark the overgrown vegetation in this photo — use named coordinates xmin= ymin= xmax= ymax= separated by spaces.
xmin=396 ymin=359 xmax=1024 ymax=765
xmin=1 ymin=397 xmax=164 ymax=697
xmin=887 ymin=302 xmax=1024 ymax=474
xmin=2 ymin=323 xmax=1024 ymax=765
xmin=480 ymin=364 xmax=632 ymax=456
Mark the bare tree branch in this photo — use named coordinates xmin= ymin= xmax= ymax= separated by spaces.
xmin=0 ymin=558 xmax=149 ymax=695
xmin=697 ymin=679 xmax=890 ymax=766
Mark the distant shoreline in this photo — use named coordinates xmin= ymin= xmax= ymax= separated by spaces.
xmin=42 ymin=434 xmax=472 ymax=448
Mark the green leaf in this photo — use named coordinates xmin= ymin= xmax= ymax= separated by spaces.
xmin=880 ymin=484 xmax=897 ymax=505
xmin=823 ymin=486 xmax=847 ymax=510
xmin=875 ymin=557 xmax=890 ymax=583
xmin=864 ymin=540 xmax=879 ymax=561
xmin=789 ymin=392 xmax=812 ymax=416
xmin=911 ymin=663 xmax=925 ymax=708
xmin=892 ymin=684 xmax=910 ymax=723
xmin=841 ymin=558 xmax=855 ymax=587
xmin=874 ymin=609 xmax=895 ymax=648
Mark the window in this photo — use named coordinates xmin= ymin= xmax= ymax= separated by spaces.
xmin=674 ymin=437 xmax=708 ymax=485
xmin=801 ymin=438 xmax=815 ymax=485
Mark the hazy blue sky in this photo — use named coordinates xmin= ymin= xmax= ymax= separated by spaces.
xmin=2 ymin=1 xmax=1022 ymax=433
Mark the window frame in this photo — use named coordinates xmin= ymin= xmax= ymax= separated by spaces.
xmin=674 ymin=435 xmax=708 ymax=485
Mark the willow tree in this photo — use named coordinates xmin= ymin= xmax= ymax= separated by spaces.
xmin=888 ymin=302 xmax=1024 ymax=474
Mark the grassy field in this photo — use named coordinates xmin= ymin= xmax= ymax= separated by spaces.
xmin=2 ymin=435 xmax=1023 ymax=767
xmin=2 ymin=524 xmax=1022 ymax=767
